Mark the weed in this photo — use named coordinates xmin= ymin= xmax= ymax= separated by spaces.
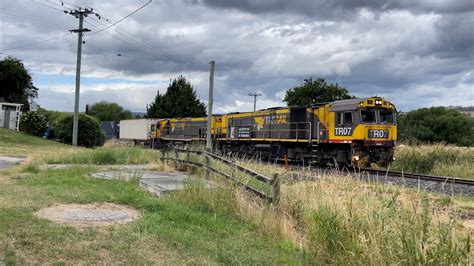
xmin=23 ymin=163 xmax=40 ymax=174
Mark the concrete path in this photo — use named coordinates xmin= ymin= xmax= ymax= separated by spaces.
xmin=0 ymin=155 xmax=26 ymax=170
xmin=91 ymin=171 xmax=205 ymax=196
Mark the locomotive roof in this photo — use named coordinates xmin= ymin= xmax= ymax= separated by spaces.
xmin=328 ymin=97 xmax=373 ymax=112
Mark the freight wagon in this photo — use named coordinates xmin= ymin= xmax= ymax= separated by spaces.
xmin=119 ymin=119 xmax=159 ymax=145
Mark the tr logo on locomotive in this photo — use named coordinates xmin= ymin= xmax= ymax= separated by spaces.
xmin=368 ymin=129 xmax=389 ymax=138
xmin=334 ymin=127 xmax=353 ymax=136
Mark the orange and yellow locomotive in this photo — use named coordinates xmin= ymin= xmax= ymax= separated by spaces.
xmin=150 ymin=96 xmax=397 ymax=167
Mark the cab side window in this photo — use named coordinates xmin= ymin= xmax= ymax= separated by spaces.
xmin=336 ymin=112 xmax=353 ymax=125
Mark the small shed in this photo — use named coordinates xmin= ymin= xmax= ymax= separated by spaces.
xmin=0 ymin=102 xmax=23 ymax=131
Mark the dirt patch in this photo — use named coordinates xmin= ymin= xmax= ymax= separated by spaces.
xmin=35 ymin=203 xmax=140 ymax=227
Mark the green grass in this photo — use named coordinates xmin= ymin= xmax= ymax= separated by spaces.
xmin=0 ymin=167 xmax=308 ymax=264
xmin=46 ymin=147 xmax=162 ymax=165
xmin=391 ymin=144 xmax=474 ymax=178
xmin=0 ymin=128 xmax=68 ymax=155
xmin=1 ymin=130 xmax=473 ymax=264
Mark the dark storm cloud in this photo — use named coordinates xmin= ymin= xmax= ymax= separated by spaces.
xmin=195 ymin=0 xmax=474 ymax=19
xmin=2 ymin=0 xmax=473 ymax=112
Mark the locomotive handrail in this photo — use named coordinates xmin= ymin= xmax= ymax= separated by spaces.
xmin=229 ymin=122 xmax=312 ymax=141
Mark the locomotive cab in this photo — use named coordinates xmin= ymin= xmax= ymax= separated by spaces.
xmin=325 ymin=97 xmax=397 ymax=167
xmin=353 ymin=97 xmax=397 ymax=167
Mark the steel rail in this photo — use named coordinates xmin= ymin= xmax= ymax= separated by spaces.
xmin=358 ymin=168 xmax=474 ymax=186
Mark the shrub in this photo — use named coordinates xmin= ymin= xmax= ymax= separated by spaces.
xmin=54 ymin=114 xmax=106 ymax=147
xmin=87 ymin=101 xmax=133 ymax=121
xmin=19 ymin=110 xmax=48 ymax=136
xmin=398 ymin=107 xmax=474 ymax=146
xmin=40 ymin=108 xmax=70 ymax=125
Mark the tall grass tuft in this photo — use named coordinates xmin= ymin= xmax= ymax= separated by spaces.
xmin=47 ymin=147 xmax=161 ymax=165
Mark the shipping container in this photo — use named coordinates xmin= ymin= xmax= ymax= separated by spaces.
xmin=119 ymin=119 xmax=158 ymax=141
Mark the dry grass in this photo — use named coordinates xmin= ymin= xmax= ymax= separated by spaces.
xmin=392 ymin=144 xmax=474 ymax=178
xmin=180 ymin=153 xmax=473 ymax=264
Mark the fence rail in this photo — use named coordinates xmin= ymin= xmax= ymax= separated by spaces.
xmin=161 ymin=148 xmax=280 ymax=204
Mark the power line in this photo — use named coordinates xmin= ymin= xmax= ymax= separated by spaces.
xmin=2 ymin=12 xmax=69 ymax=29
xmin=88 ymin=14 xmax=206 ymax=67
xmin=83 ymin=19 xmax=170 ymax=62
xmin=44 ymin=0 xmax=72 ymax=10
xmin=85 ymin=18 xmax=203 ymax=66
xmin=90 ymin=18 xmax=177 ymax=62
xmin=1 ymin=32 xmax=71 ymax=52
xmin=59 ymin=0 xmax=80 ymax=9
xmin=31 ymin=0 xmax=71 ymax=13
xmin=87 ymin=0 xmax=152 ymax=36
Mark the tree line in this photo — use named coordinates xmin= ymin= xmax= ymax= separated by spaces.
xmin=2 ymin=56 xmax=473 ymax=147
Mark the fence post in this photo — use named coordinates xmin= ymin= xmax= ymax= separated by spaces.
xmin=272 ymin=173 xmax=280 ymax=206
xmin=162 ymin=149 xmax=167 ymax=163
xmin=174 ymin=149 xmax=178 ymax=169
xmin=205 ymin=153 xmax=210 ymax=177
xmin=232 ymin=159 xmax=236 ymax=179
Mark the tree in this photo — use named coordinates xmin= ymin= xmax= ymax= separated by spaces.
xmin=54 ymin=114 xmax=106 ymax=147
xmin=0 ymin=56 xmax=38 ymax=110
xmin=283 ymin=78 xmax=354 ymax=106
xmin=398 ymin=107 xmax=474 ymax=147
xmin=87 ymin=101 xmax=133 ymax=121
xmin=147 ymin=76 xmax=206 ymax=118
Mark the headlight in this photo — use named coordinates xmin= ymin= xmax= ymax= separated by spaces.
xmin=392 ymin=156 xmax=396 ymax=161
xmin=354 ymin=155 xmax=360 ymax=161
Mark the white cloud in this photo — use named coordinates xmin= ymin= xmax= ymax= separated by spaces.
xmin=1 ymin=0 xmax=472 ymax=113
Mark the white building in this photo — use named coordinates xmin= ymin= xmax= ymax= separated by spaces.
xmin=0 ymin=102 xmax=23 ymax=131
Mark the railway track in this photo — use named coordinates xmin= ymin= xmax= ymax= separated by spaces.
xmin=358 ymin=168 xmax=474 ymax=186
xmin=283 ymin=163 xmax=474 ymax=196
xmin=161 ymin=148 xmax=474 ymax=196
xmin=332 ymin=167 xmax=474 ymax=196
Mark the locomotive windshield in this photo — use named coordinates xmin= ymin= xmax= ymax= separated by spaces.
xmin=361 ymin=109 xmax=376 ymax=123
xmin=360 ymin=108 xmax=396 ymax=124
xmin=379 ymin=109 xmax=396 ymax=124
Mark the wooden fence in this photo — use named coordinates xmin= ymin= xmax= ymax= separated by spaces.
xmin=160 ymin=148 xmax=280 ymax=204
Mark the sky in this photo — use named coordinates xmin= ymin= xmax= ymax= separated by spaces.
xmin=1 ymin=0 xmax=473 ymax=113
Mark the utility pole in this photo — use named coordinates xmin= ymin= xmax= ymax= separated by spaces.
xmin=206 ymin=61 xmax=215 ymax=151
xmin=69 ymin=8 xmax=92 ymax=146
xmin=249 ymin=93 xmax=262 ymax=112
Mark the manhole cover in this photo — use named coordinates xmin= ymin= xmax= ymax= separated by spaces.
xmin=35 ymin=203 xmax=140 ymax=227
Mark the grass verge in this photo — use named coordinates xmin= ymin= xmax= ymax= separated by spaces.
xmin=391 ymin=144 xmax=474 ymax=178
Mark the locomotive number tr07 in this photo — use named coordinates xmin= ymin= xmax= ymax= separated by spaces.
xmin=150 ymin=97 xmax=397 ymax=167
